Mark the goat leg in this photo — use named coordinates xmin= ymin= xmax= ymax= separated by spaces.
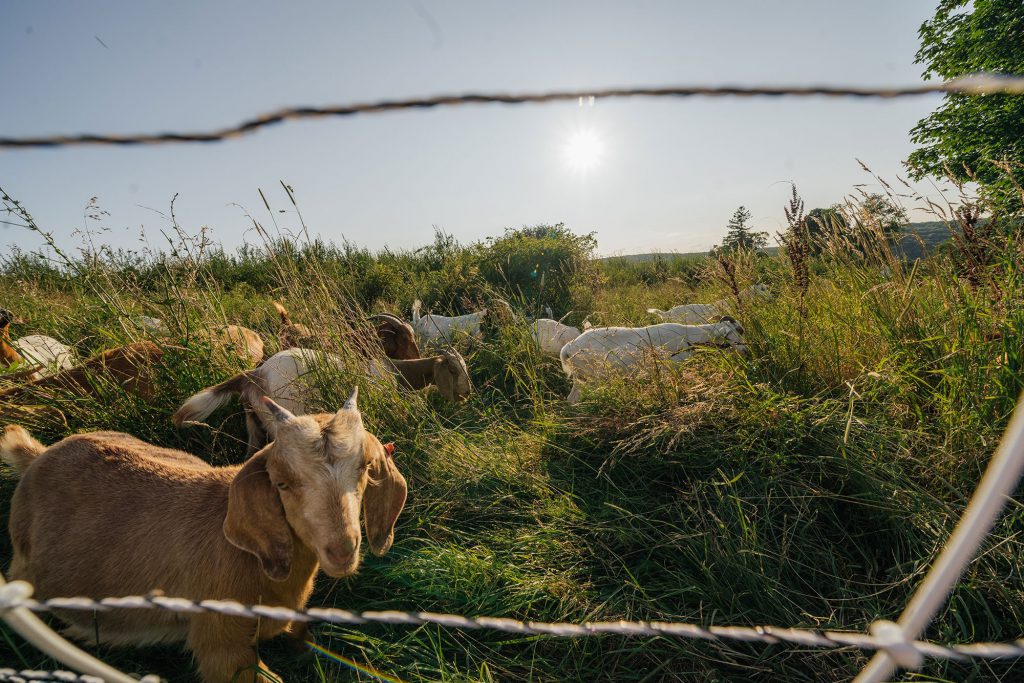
xmin=188 ymin=614 xmax=282 ymax=683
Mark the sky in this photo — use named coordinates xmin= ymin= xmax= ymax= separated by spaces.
xmin=1 ymin=1 xmax=948 ymax=258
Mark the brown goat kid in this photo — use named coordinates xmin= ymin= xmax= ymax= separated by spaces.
xmin=1 ymin=390 xmax=406 ymax=683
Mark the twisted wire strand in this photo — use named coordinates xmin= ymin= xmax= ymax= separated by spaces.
xmin=0 ymin=670 xmax=110 ymax=683
xmin=3 ymin=74 xmax=1024 ymax=149
xmin=4 ymin=588 xmax=1024 ymax=663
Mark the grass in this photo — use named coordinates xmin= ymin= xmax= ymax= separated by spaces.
xmin=1 ymin=188 xmax=1023 ymax=682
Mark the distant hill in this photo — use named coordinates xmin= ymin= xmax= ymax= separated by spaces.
xmin=895 ymin=220 xmax=958 ymax=260
xmin=600 ymin=221 xmax=958 ymax=263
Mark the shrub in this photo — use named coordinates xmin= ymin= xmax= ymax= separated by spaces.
xmin=473 ymin=224 xmax=600 ymax=318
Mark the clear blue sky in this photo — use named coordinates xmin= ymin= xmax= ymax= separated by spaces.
xmin=1 ymin=1 xmax=945 ymax=257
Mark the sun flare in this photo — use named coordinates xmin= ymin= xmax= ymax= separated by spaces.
xmin=562 ymin=128 xmax=604 ymax=172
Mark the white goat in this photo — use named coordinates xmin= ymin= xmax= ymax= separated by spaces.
xmin=9 ymin=336 xmax=75 ymax=376
xmin=558 ymin=318 xmax=748 ymax=403
xmin=647 ymin=283 xmax=770 ymax=324
xmin=412 ymin=299 xmax=486 ymax=345
xmin=531 ymin=318 xmax=583 ymax=356
xmin=175 ymin=346 xmax=471 ymax=454
xmin=1 ymin=309 xmax=74 ymax=379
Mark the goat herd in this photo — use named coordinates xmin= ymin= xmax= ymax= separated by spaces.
xmin=0 ymin=286 xmax=764 ymax=683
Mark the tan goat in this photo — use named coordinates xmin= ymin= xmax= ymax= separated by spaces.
xmin=1 ymin=390 xmax=407 ymax=683
xmin=273 ymin=302 xmax=313 ymax=349
xmin=208 ymin=324 xmax=265 ymax=367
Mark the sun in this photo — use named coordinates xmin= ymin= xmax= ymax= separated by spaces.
xmin=562 ymin=128 xmax=604 ymax=172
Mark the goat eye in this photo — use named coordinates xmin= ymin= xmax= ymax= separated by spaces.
xmin=275 ymin=482 xmax=289 ymax=490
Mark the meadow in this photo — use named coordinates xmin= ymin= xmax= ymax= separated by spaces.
xmin=1 ymin=187 xmax=1023 ymax=683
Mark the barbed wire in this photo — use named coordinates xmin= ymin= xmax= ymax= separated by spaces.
xmin=3 ymin=74 xmax=1024 ymax=149
xmin=3 ymin=584 xmax=1024 ymax=669
xmin=0 ymin=669 xmax=124 ymax=683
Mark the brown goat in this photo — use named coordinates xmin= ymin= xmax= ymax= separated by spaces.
xmin=1 ymin=390 xmax=407 ymax=683
xmin=0 ymin=341 xmax=164 ymax=403
xmin=368 ymin=313 xmax=420 ymax=360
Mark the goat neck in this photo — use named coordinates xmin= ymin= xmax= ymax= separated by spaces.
xmin=389 ymin=356 xmax=442 ymax=390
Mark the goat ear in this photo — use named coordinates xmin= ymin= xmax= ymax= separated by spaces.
xmin=362 ymin=438 xmax=407 ymax=556
xmin=223 ymin=451 xmax=294 ymax=581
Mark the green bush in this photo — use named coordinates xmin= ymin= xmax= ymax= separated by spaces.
xmin=473 ymin=224 xmax=600 ymax=318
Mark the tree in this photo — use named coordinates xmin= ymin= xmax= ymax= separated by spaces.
xmin=718 ymin=206 xmax=768 ymax=252
xmin=859 ymin=194 xmax=908 ymax=235
xmin=907 ymin=0 xmax=1024 ymax=210
xmin=806 ymin=205 xmax=848 ymax=251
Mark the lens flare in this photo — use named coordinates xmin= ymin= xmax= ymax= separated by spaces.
xmin=306 ymin=640 xmax=405 ymax=683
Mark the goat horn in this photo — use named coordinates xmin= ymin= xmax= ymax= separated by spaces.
xmin=368 ymin=313 xmax=408 ymax=326
xmin=343 ymin=386 xmax=359 ymax=411
xmin=260 ymin=396 xmax=297 ymax=424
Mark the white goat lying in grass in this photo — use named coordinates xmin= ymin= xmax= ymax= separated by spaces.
xmin=2 ymin=389 xmax=406 ymax=683
xmin=412 ymin=299 xmax=486 ymax=345
xmin=0 ymin=308 xmax=75 ymax=380
xmin=530 ymin=317 xmax=590 ymax=356
xmin=647 ymin=283 xmax=770 ymax=324
xmin=175 ymin=346 xmax=471 ymax=454
xmin=559 ymin=318 xmax=748 ymax=403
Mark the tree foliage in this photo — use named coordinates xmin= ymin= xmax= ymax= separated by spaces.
xmin=907 ymin=0 xmax=1024 ymax=210
xmin=717 ymin=206 xmax=769 ymax=252
xmin=806 ymin=205 xmax=848 ymax=252
xmin=858 ymin=194 xmax=908 ymax=235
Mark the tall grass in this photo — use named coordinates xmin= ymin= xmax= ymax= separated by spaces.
xmin=1 ymin=185 xmax=1023 ymax=682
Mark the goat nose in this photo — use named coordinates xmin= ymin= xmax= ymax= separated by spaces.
xmin=323 ymin=540 xmax=357 ymax=567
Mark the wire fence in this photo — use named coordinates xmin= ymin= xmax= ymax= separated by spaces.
xmin=2 ymin=74 xmax=1024 ymax=682
xmin=6 ymin=585 xmax=1024 ymax=663
xmin=2 ymin=74 xmax=1024 ymax=149
xmin=0 ymin=669 xmax=116 ymax=683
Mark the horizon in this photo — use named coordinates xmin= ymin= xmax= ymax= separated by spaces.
xmin=2 ymin=1 xmax=951 ymax=258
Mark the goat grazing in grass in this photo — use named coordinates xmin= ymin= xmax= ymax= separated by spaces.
xmin=558 ymin=318 xmax=748 ymax=403
xmin=273 ymin=302 xmax=313 ymax=350
xmin=208 ymin=324 xmax=265 ymax=367
xmin=412 ymin=299 xmax=486 ymax=346
xmin=174 ymin=347 xmax=471 ymax=454
xmin=0 ymin=308 xmax=75 ymax=380
xmin=0 ymin=341 xmax=165 ymax=403
xmin=128 ymin=315 xmax=262 ymax=367
xmin=530 ymin=318 xmax=590 ymax=356
xmin=2 ymin=389 xmax=406 ymax=683
xmin=647 ymin=283 xmax=770 ymax=324
xmin=369 ymin=313 xmax=420 ymax=360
